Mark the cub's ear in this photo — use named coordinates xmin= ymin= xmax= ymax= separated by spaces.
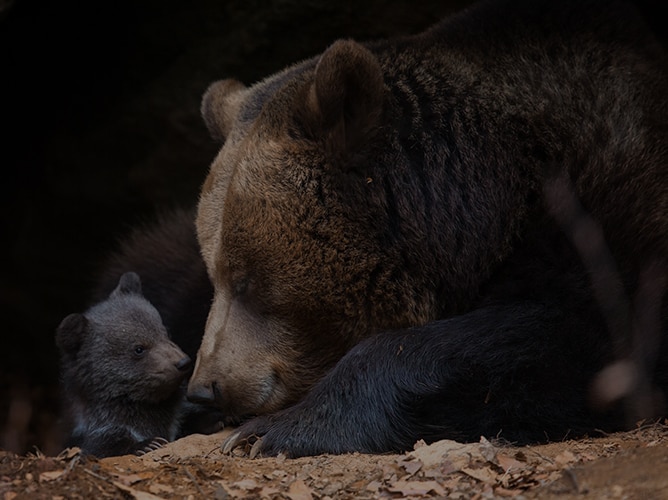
xmin=304 ymin=39 xmax=385 ymax=158
xmin=55 ymin=313 xmax=88 ymax=355
xmin=111 ymin=271 xmax=143 ymax=298
xmin=201 ymin=79 xmax=248 ymax=143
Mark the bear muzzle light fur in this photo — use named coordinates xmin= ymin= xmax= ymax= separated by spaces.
xmin=186 ymin=292 xmax=292 ymax=416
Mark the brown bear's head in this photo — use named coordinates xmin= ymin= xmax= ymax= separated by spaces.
xmin=188 ymin=40 xmax=441 ymax=417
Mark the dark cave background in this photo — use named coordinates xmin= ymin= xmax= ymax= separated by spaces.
xmin=0 ymin=0 xmax=665 ymax=456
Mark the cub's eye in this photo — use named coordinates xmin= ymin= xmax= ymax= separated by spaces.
xmin=133 ymin=345 xmax=146 ymax=357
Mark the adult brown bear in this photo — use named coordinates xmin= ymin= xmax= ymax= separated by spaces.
xmin=187 ymin=0 xmax=668 ymax=456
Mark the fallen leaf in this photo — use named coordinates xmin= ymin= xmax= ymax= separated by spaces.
xmin=409 ymin=439 xmax=484 ymax=470
xmin=397 ymin=456 xmax=423 ymax=476
xmin=479 ymin=436 xmax=497 ymax=462
xmin=366 ymin=480 xmax=382 ymax=492
xmin=387 ymin=479 xmax=446 ymax=496
xmin=259 ymin=485 xmax=281 ymax=497
xmin=497 ymin=454 xmax=527 ymax=472
xmin=461 ymin=466 xmax=498 ymax=484
xmin=113 ymin=472 xmax=152 ymax=486
xmin=39 ymin=470 xmax=65 ymax=482
xmin=286 ymin=479 xmax=313 ymax=500
xmin=414 ymin=439 xmax=428 ymax=449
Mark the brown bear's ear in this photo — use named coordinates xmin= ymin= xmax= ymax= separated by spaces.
xmin=55 ymin=313 xmax=88 ymax=355
xmin=201 ymin=79 xmax=248 ymax=143
xmin=111 ymin=271 xmax=143 ymax=298
xmin=305 ymin=39 xmax=385 ymax=159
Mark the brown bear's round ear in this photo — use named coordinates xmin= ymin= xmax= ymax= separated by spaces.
xmin=306 ymin=39 xmax=385 ymax=158
xmin=201 ymin=79 xmax=248 ymax=143
xmin=55 ymin=313 xmax=88 ymax=355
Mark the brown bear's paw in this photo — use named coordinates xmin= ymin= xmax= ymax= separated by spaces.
xmin=221 ymin=407 xmax=347 ymax=459
xmin=221 ymin=415 xmax=275 ymax=458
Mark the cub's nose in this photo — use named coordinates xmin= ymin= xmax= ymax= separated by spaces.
xmin=176 ymin=356 xmax=192 ymax=372
xmin=187 ymin=382 xmax=216 ymax=405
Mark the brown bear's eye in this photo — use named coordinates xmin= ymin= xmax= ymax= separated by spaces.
xmin=232 ymin=276 xmax=251 ymax=298
xmin=133 ymin=345 xmax=146 ymax=357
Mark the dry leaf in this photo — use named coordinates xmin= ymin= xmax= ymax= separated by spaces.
xmin=259 ymin=485 xmax=281 ymax=497
xmin=366 ymin=480 xmax=382 ymax=492
xmin=409 ymin=439 xmax=484 ymax=470
xmin=286 ymin=479 xmax=313 ymax=500
xmin=113 ymin=472 xmax=152 ymax=485
xmin=479 ymin=436 xmax=497 ymax=462
xmin=397 ymin=456 xmax=423 ymax=475
xmin=39 ymin=470 xmax=65 ymax=482
xmin=414 ymin=439 xmax=428 ymax=449
xmin=497 ymin=454 xmax=527 ymax=472
xmin=387 ymin=479 xmax=446 ymax=496
xmin=461 ymin=466 xmax=498 ymax=484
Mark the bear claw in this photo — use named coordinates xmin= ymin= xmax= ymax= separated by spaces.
xmin=221 ymin=431 xmax=241 ymax=454
xmin=135 ymin=437 xmax=169 ymax=456
xmin=222 ymin=425 xmax=270 ymax=457
xmin=249 ymin=437 xmax=264 ymax=459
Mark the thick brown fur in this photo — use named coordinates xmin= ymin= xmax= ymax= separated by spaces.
xmin=188 ymin=0 xmax=668 ymax=455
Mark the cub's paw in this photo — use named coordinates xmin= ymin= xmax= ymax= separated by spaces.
xmin=135 ymin=437 xmax=169 ymax=456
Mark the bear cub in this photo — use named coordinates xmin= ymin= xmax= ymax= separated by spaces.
xmin=56 ymin=272 xmax=193 ymax=457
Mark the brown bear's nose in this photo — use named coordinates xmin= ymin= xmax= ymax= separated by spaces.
xmin=187 ymin=382 xmax=215 ymax=405
xmin=176 ymin=356 xmax=192 ymax=372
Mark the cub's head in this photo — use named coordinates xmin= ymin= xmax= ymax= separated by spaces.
xmin=188 ymin=40 xmax=436 ymax=417
xmin=56 ymin=272 xmax=192 ymax=404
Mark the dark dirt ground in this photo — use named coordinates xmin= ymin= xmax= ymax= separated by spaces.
xmin=2 ymin=422 xmax=668 ymax=499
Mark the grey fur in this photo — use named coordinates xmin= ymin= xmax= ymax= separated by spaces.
xmin=56 ymin=272 xmax=192 ymax=457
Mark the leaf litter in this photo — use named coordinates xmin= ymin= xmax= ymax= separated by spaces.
xmin=1 ymin=422 xmax=667 ymax=499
